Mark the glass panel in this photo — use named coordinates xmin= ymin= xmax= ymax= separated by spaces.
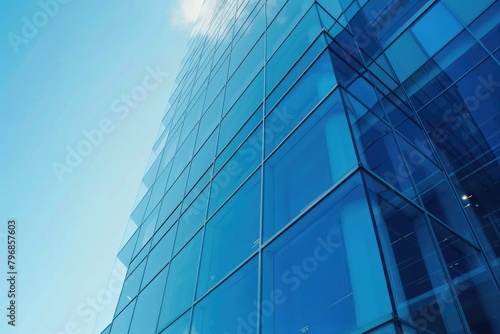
xmin=411 ymin=2 xmax=463 ymax=56
xmin=128 ymin=239 xmax=150 ymax=274
xmin=159 ymin=310 xmax=191 ymax=334
xmin=170 ymin=128 xmax=196 ymax=182
xmin=158 ymin=231 xmax=202 ymax=329
xmin=118 ymin=229 xmax=139 ymax=267
xmin=154 ymin=205 xmax=180 ymax=242
xmin=266 ymin=4 xmax=323 ymax=94
xmin=267 ymin=0 xmax=314 ymax=58
xmin=187 ymin=131 xmax=217 ymax=191
xmin=130 ymin=189 xmax=151 ymax=226
xmin=208 ymin=127 xmax=262 ymax=215
xmin=218 ymin=70 xmax=263 ymax=152
xmin=442 ymin=0 xmax=494 ymax=25
xmin=264 ymin=89 xmax=357 ymax=239
xmin=365 ymin=175 xmax=465 ymax=334
xmin=262 ymin=173 xmax=392 ymax=333
xmin=347 ymin=96 xmax=417 ymax=201
xmin=469 ymin=1 xmax=500 ymax=53
xmin=395 ymin=134 xmax=473 ymax=240
xmin=174 ymin=187 xmax=209 ymax=254
xmin=133 ymin=205 xmax=159 ymax=258
xmin=230 ymin=4 xmax=265 ymax=75
xmin=129 ymin=267 xmax=169 ymax=334
xmin=158 ymin=167 xmax=189 ymax=225
xmin=195 ymin=92 xmax=223 ymax=150
xmin=109 ymin=299 xmax=135 ymax=334
xmin=197 ymin=172 xmax=260 ymax=297
xmin=432 ymin=222 xmax=500 ymax=333
xmin=266 ymin=32 xmax=328 ymax=111
xmin=143 ymin=226 xmax=176 ymax=286
xmin=385 ymin=31 xmax=428 ymax=82
xmin=192 ymin=257 xmax=258 ymax=334
xmin=147 ymin=168 xmax=170 ymax=214
xmin=115 ymin=260 xmax=146 ymax=314
xmin=265 ymin=50 xmax=337 ymax=154
xmin=215 ymin=105 xmax=261 ymax=173
xmin=225 ymin=38 xmax=264 ymax=113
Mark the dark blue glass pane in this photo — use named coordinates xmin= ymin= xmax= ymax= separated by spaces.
xmin=365 ymin=174 xmax=465 ymax=334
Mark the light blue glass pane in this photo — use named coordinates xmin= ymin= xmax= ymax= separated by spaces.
xmin=159 ymin=310 xmax=191 ymax=334
xmin=115 ymin=259 xmax=146 ymax=314
xmin=266 ymin=5 xmax=323 ymax=93
xmin=133 ymin=205 xmax=160 ymax=257
xmin=188 ymin=131 xmax=217 ymax=190
xmin=411 ymin=2 xmax=463 ymax=56
xmin=205 ymin=56 xmax=228 ymax=110
xmin=160 ymin=126 xmax=180 ymax=171
xmin=192 ymin=257 xmax=258 ymax=334
xmin=142 ymin=152 xmax=162 ymax=189
xmin=230 ymin=4 xmax=265 ymax=76
xmin=215 ymin=105 xmax=261 ymax=173
xmin=181 ymin=91 xmax=204 ymax=140
xmin=385 ymin=31 xmax=428 ymax=82
xmin=266 ymin=33 xmax=328 ymax=111
xmin=225 ymin=38 xmax=264 ymax=112
xmin=174 ymin=187 xmax=209 ymax=253
xmin=147 ymin=167 xmax=170 ymax=213
xmin=197 ymin=173 xmax=260 ymax=297
xmin=129 ymin=268 xmax=168 ymax=334
xmin=267 ymin=0 xmax=314 ymax=58
xmin=130 ymin=189 xmax=151 ymax=225
xmin=169 ymin=128 xmax=196 ymax=183
xmin=196 ymin=92 xmax=223 ymax=152
xmin=158 ymin=167 xmax=189 ymax=224
xmin=158 ymin=231 xmax=202 ymax=328
xmin=265 ymin=50 xmax=337 ymax=155
xmin=128 ymin=239 xmax=150 ymax=273
xmin=264 ymin=90 xmax=357 ymax=239
xmin=443 ymin=0 xmax=494 ymax=25
xmin=143 ymin=226 xmax=176 ymax=286
xmin=155 ymin=204 xmax=180 ymax=240
xmin=219 ymin=70 xmax=263 ymax=151
xmin=208 ymin=126 xmax=262 ymax=215
xmin=262 ymin=173 xmax=391 ymax=333
xmin=183 ymin=169 xmax=211 ymax=211
xmin=118 ymin=229 xmax=139 ymax=267
xmin=266 ymin=0 xmax=286 ymax=24
xmin=110 ymin=299 xmax=136 ymax=334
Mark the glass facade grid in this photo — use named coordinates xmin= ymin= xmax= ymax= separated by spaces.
xmin=106 ymin=1 xmax=500 ymax=333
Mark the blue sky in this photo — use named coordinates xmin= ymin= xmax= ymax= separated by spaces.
xmin=0 ymin=0 xmax=203 ymax=333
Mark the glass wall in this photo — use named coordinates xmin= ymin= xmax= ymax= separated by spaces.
xmin=106 ymin=1 xmax=500 ymax=333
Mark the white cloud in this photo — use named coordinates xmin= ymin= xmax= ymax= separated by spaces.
xmin=171 ymin=0 xmax=204 ymax=27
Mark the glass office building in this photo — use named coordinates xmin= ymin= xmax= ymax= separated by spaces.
xmin=103 ymin=0 xmax=500 ymax=333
